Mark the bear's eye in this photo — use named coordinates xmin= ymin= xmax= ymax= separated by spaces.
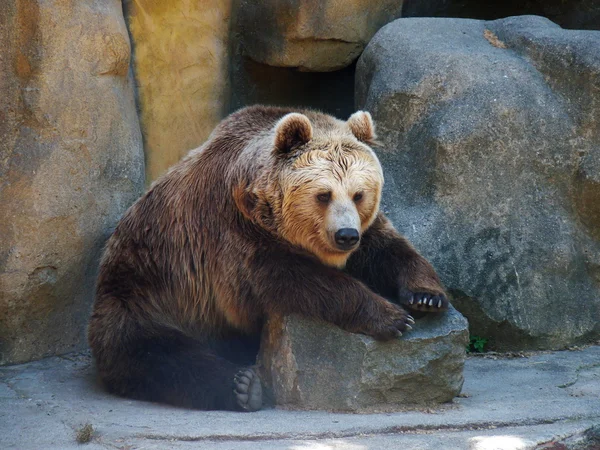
xmin=316 ymin=192 xmax=331 ymax=204
xmin=353 ymin=192 xmax=364 ymax=202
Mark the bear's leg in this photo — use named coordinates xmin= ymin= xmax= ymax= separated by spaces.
xmin=345 ymin=212 xmax=449 ymax=313
xmin=246 ymin=243 xmax=414 ymax=341
xmin=93 ymin=325 xmax=262 ymax=411
xmin=208 ymin=332 xmax=261 ymax=367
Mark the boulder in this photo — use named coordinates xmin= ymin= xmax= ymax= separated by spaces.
xmin=259 ymin=307 xmax=468 ymax=412
xmin=0 ymin=0 xmax=144 ymax=364
xmin=235 ymin=0 xmax=404 ymax=72
xmin=356 ymin=16 xmax=600 ymax=350
xmin=123 ymin=0 xmax=232 ymax=182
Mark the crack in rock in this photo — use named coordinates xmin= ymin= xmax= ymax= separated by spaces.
xmin=135 ymin=416 xmax=600 ymax=443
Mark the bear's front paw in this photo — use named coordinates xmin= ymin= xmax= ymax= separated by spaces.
xmin=399 ymin=287 xmax=449 ymax=312
xmin=364 ymin=301 xmax=415 ymax=341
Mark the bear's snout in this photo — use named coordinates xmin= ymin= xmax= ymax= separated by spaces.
xmin=334 ymin=228 xmax=360 ymax=250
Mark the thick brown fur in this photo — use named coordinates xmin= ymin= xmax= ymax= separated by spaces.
xmin=88 ymin=105 xmax=449 ymax=412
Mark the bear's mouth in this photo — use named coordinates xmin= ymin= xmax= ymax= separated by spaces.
xmin=315 ymin=245 xmax=357 ymax=268
xmin=333 ymin=241 xmax=359 ymax=252
xmin=303 ymin=234 xmax=361 ymax=268
xmin=325 ymin=237 xmax=361 ymax=254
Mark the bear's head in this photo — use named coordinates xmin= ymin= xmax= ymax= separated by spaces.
xmin=236 ymin=109 xmax=384 ymax=268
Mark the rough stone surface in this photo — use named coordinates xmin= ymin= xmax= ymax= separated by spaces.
xmin=124 ymin=0 xmax=232 ymax=182
xmin=552 ymin=425 xmax=600 ymax=450
xmin=356 ymin=16 xmax=600 ymax=351
xmin=258 ymin=307 xmax=468 ymax=411
xmin=0 ymin=0 xmax=144 ymax=365
xmin=1 ymin=346 xmax=599 ymax=449
xmin=235 ymin=0 xmax=404 ymax=72
xmin=402 ymin=0 xmax=600 ymax=31
xmin=229 ymin=58 xmax=357 ymax=121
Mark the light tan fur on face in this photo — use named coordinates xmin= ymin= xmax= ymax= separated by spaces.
xmin=278 ymin=137 xmax=383 ymax=268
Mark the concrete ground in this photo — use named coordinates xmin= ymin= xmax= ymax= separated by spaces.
xmin=1 ymin=346 xmax=599 ymax=450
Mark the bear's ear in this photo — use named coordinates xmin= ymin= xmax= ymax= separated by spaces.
xmin=273 ymin=113 xmax=313 ymax=155
xmin=347 ymin=111 xmax=377 ymax=144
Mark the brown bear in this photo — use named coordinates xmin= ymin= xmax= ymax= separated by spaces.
xmin=88 ymin=105 xmax=448 ymax=412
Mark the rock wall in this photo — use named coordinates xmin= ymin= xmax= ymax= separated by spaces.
xmin=235 ymin=0 xmax=404 ymax=72
xmin=3 ymin=1 xmax=599 ymax=366
xmin=356 ymin=15 xmax=600 ymax=350
xmin=0 ymin=0 xmax=144 ymax=365
xmin=124 ymin=0 xmax=232 ymax=183
xmin=229 ymin=58 xmax=357 ymax=120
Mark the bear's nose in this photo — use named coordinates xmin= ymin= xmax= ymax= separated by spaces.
xmin=334 ymin=228 xmax=360 ymax=250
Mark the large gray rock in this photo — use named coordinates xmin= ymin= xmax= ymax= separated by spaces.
xmin=259 ymin=307 xmax=468 ymax=412
xmin=0 ymin=0 xmax=144 ymax=364
xmin=356 ymin=16 xmax=600 ymax=351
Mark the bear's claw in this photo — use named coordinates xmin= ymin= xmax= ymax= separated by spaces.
xmin=366 ymin=301 xmax=416 ymax=341
xmin=405 ymin=292 xmax=448 ymax=312
xmin=234 ymin=368 xmax=262 ymax=412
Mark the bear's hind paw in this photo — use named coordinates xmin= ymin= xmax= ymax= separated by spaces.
xmin=234 ymin=368 xmax=263 ymax=412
